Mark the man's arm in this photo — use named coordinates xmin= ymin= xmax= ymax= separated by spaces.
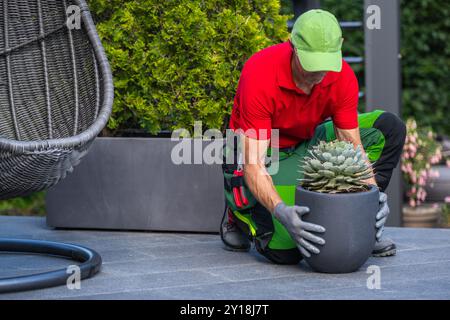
xmin=241 ymin=134 xmax=326 ymax=256
xmin=334 ymin=126 xmax=378 ymax=187
xmin=241 ymin=134 xmax=282 ymax=213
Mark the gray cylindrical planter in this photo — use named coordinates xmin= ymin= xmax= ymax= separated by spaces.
xmin=295 ymin=185 xmax=379 ymax=273
xmin=425 ymin=165 xmax=450 ymax=202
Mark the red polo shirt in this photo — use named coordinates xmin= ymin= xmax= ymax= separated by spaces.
xmin=229 ymin=41 xmax=359 ymax=148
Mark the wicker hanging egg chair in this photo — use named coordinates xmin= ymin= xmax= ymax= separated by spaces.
xmin=0 ymin=0 xmax=113 ymax=200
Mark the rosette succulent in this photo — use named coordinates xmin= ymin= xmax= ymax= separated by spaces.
xmin=299 ymin=140 xmax=374 ymax=193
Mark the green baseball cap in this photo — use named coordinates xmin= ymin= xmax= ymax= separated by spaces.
xmin=291 ymin=9 xmax=343 ymax=72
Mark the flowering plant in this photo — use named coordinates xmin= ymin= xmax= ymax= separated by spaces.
xmin=401 ymin=118 xmax=442 ymax=207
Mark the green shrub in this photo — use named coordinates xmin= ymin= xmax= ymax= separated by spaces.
xmin=90 ymin=0 xmax=290 ymax=135
xmin=291 ymin=0 xmax=450 ymax=136
xmin=401 ymin=0 xmax=450 ymax=136
xmin=0 ymin=192 xmax=46 ymax=216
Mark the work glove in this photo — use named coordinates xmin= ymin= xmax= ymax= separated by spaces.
xmin=375 ymin=192 xmax=389 ymax=241
xmin=273 ymin=202 xmax=325 ymax=258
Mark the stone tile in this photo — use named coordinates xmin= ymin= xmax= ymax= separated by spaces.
xmin=49 ymin=234 xmax=192 ymax=251
xmin=94 ymin=248 xmax=150 ymax=264
xmin=1 ymin=217 xmax=449 ymax=300
xmin=134 ymin=241 xmax=231 ymax=259
xmin=298 ymin=276 xmax=450 ymax=300
xmin=0 ymin=270 xmax=225 ymax=300
xmin=64 ymin=290 xmax=171 ymax=300
xmin=280 ymin=260 xmax=450 ymax=299
xmin=170 ymin=233 xmax=221 ymax=243
xmin=365 ymin=246 xmax=450 ymax=268
xmin=0 ymin=253 xmax=74 ymax=272
xmin=101 ymin=251 xmax=259 ymax=276
xmin=72 ymin=282 xmax=294 ymax=300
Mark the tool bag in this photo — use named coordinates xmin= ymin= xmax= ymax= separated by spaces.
xmin=222 ymin=136 xmax=258 ymax=212
xmin=221 ymin=135 xmax=297 ymax=212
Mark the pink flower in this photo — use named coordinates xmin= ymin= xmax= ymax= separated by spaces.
xmin=430 ymin=155 xmax=441 ymax=164
xmin=420 ymin=190 xmax=427 ymax=201
xmin=409 ymin=199 xmax=416 ymax=207
xmin=418 ymin=177 xmax=426 ymax=186
xmin=417 ymin=188 xmax=423 ymax=199
xmin=445 ymin=196 xmax=450 ymax=203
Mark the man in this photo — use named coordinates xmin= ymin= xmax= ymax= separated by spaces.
xmin=220 ymin=9 xmax=406 ymax=265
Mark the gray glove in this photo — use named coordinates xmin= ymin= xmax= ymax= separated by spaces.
xmin=375 ymin=192 xmax=389 ymax=241
xmin=273 ymin=202 xmax=325 ymax=258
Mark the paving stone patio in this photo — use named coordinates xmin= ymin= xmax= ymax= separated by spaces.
xmin=0 ymin=216 xmax=449 ymax=300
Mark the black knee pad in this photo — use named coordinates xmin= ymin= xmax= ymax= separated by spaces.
xmin=372 ymin=111 xmax=407 ymax=191
xmin=373 ymin=111 xmax=407 ymax=147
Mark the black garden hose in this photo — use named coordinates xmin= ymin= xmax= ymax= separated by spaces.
xmin=0 ymin=238 xmax=102 ymax=293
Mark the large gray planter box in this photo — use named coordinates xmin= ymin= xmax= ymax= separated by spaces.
xmin=46 ymin=137 xmax=224 ymax=233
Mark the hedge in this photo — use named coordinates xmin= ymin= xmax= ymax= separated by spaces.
xmin=90 ymin=0 xmax=448 ymax=136
xmin=400 ymin=0 xmax=449 ymax=136
xmin=89 ymin=0 xmax=290 ymax=135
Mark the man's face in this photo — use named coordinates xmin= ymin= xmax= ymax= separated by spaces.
xmin=290 ymin=41 xmax=327 ymax=85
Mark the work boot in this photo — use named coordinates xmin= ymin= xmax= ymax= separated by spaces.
xmin=220 ymin=207 xmax=251 ymax=252
xmin=372 ymin=238 xmax=396 ymax=257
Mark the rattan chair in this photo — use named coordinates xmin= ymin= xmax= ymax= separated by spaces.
xmin=0 ymin=0 xmax=113 ymax=200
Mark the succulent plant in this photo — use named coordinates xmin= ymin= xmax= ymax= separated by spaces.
xmin=299 ymin=140 xmax=374 ymax=193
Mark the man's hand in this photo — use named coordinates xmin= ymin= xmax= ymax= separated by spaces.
xmin=375 ymin=192 xmax=389 ymax=241
xmin=273 ymin=202 xmax=326 ymax=258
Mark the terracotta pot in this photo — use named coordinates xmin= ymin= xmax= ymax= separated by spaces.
xmin=402 ymin=204 xmax=440 ymax=228
xmin=296 ymin=185 xmax=379 ymax=274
